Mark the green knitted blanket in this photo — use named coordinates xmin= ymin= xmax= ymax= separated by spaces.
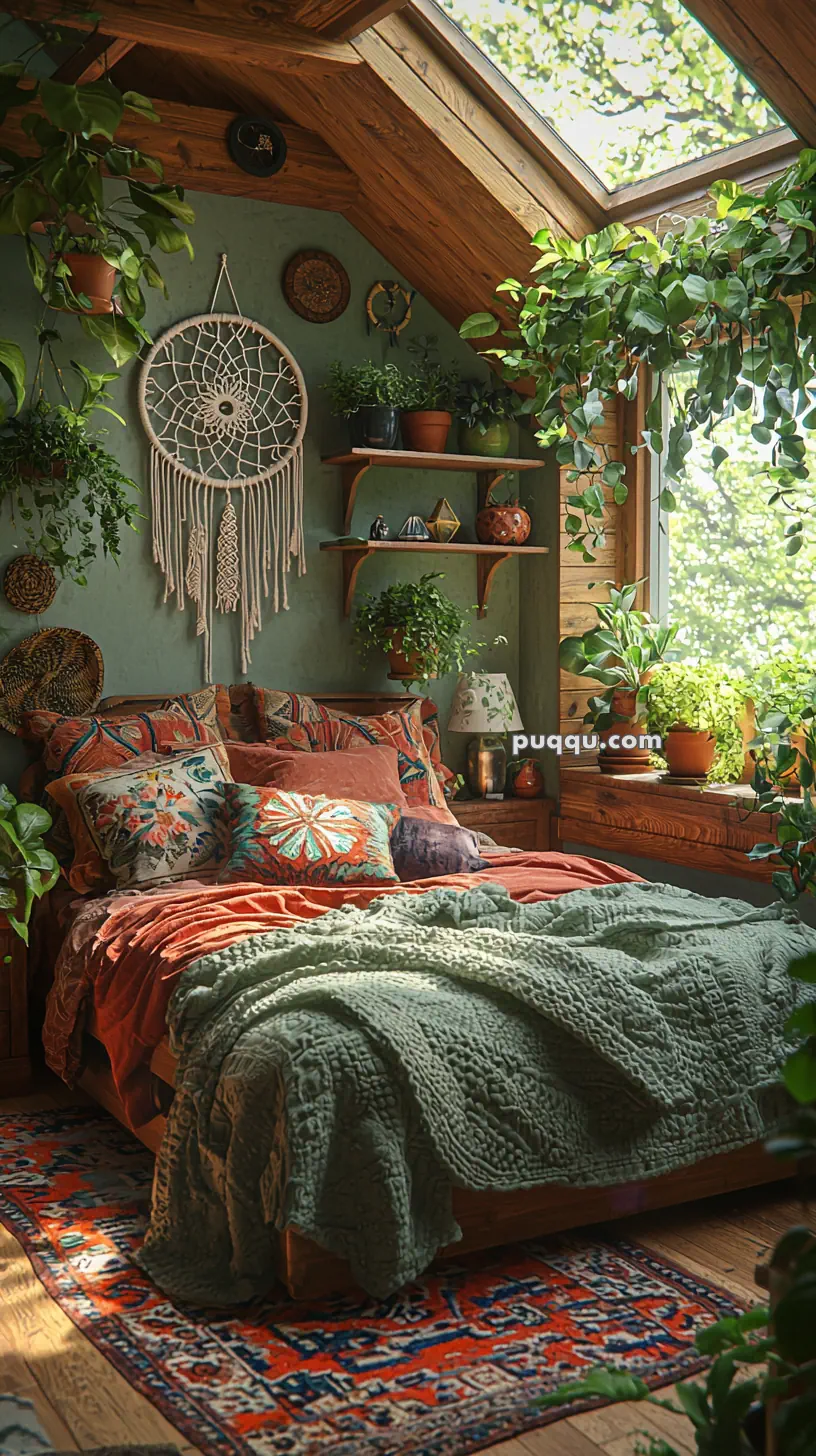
xmin=137 ymin=880 xmax=816 ymax=1302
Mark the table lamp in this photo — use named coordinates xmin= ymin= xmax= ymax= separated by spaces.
xmin=447 ymin=672 xmax=523 ymax=798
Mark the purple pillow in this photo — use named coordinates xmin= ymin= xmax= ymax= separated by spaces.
xmin=390 ymin=816 xmax=489 ymax=882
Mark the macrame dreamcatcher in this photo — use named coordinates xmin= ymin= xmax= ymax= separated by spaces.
xmin=138 ymin=254 xmax=308 ymax=678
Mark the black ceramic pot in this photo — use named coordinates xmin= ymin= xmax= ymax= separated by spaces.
xmin=355 ymin=406 xmax=399 ymax=450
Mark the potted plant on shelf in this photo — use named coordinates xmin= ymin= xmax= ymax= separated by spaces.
xmin=0 ymin=355 xmax=140 ymax=585
xmin=401 ymin=336 xmax=459 ymax=453
xmin=325 ymin=361 xmax=406 ymax=449
xmin=457 ymin=377 xmax=517 ymax=457
xmin=646 ymin=661 xmax=751 ymax=781
xmin=0 ymin=65 xmax=194 ymax=364
xmin=559 ymin=582 xmax=678 ymax=773
xmin=354 ymin=573 xmax=477 ymax=687
xmin=0 ymin=786 xmax=59 ymax=944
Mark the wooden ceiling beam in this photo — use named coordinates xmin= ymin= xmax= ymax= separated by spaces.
xmin=52 ymin=35 xmax=135 ymax=85
xmin=0 ymin=99 xmax=360 ymax=212
xmin=10 ymin=1 xmax=363 ymax=72
xmin=290 ymin=0 xmax=408 ymax=41
xmin=682 ymin=0 xmax=816 ymax=143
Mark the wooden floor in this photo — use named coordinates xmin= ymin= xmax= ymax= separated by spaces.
xmin=0 ymin=1078 xmax=811 ymax=1456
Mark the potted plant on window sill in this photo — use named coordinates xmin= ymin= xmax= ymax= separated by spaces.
xmin=401 ymin=335 xmax=459 ymax=453
xmin=457 ymin=377 xmax=517 ymax=457
xmin=354 ymin=573 xmax=476 ymax=687
xmin=749 ymin=656 xmax=816 ymax=793
xmin=325 ymin=361 xmax=407 ymax=450
xmin=559 ymin=581 xmax=678 ymax=773
xmin=646 ymin=661 xmax=751 ymax=782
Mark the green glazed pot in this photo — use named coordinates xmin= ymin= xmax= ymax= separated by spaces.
xmin=459 ymin=420 xmax=511 ymax=457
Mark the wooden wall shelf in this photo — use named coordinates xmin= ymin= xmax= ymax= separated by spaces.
xmin=322 ymin=448 xmax=544 ymax=534
xmin=320 ymin=539 xmax=549 ymax=616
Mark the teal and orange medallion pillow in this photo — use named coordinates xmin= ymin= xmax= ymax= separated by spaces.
xmin=223 ymin=783 xmax=400 ymax=887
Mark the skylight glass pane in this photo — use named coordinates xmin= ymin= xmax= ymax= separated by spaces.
xmin=438 ymin=0 xmax=784 ymax=190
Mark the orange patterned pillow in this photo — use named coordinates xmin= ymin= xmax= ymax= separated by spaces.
xmin=222 ymin=784 xmax=399 ymax=887
xmin=21 ymin=705 xmax=218 ymax=779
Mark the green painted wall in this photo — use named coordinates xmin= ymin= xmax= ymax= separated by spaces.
xmin=0 ymin=188 xmax=554 ymax=786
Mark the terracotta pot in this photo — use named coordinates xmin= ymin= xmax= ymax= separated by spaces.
xmin=400 ymin=410 xmax=451 ymax=453
xmin=598 ymin=685 xmax=653 ymax=774
xmin=459 ymin=420 xmax=511 ymax=458
xmin=510 ymin=759 xmax=543 ymax=798
xmin=386 ymin=630 xmax=436 ymax=683
xmin=476 ymin=503 xmax=531 ymax=545
xmin=664 ymin=724 xmax=716 ymax=779
xmin=19 ymin=459 xmax=66 ymax=482
xmin=60 ymin=253 xmax=116 ymax=314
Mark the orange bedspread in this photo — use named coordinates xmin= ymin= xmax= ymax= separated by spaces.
xmin=44 ymin=850 xmax=640 ymax=1127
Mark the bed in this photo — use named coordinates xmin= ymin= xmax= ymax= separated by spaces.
xmin=30 ymin=688 xmax=798 ymax=1301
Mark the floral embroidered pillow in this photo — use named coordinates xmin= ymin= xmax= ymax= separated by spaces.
xmin=222 ymin=783 xmax=400 ymax=887
xmin=47 ymin=745 xmax=233 ymax=893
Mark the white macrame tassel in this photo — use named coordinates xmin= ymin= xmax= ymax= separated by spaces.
xmin=215 ymin=494 xmax=240 ymax=613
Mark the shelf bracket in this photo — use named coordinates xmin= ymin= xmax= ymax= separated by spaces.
xmin=476 ymin=551 xmax=511 ymax=617
xmin=477 ymin=469 xmax=508 ymax=512
xmin=341 ymin=461 xmax=372 ymax=535
xmin=340 ymin=546 xmax=373 ymax=616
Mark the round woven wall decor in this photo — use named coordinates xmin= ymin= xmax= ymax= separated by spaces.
xmin=0 ymin=627 xmax=104 ymax=734
xmin=283 ymin=250 xmax=350 ymax=323
xmin=4 ymin=555 xmax=58 ymax=615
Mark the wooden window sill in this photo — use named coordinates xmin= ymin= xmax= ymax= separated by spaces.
xmin=558 ymin=766 xmax=779 ymax=880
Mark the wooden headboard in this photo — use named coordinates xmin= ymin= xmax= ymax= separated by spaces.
xmin=96 ymin=689 xmax=421 ymax=720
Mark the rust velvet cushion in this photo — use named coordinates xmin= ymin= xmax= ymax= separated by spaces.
xmin=225 ymin=741 xmax=408 ymax=807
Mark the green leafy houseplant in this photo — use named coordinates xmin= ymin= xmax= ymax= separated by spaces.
xmin=647 ymin=661 xmax=749 ymax=782
xmin=461 ymin=149 xmax=816 ymax=562
xmin=403 ymin=335 xmax=460 ymax=412
xmin=559 ymin=581 xmax=678 ymax=730
xmin=534 ymin=945 xmax=816 ymax=1456
xmin=324 ymin=360 xmax=408 ymax=415
xmin=0 ymin=354 xmax=140 ymax=583
xmin=354 ymin=573 xmax=477 ymax=687
xmin=0 ymin=57 xmax=194 ymax=365
xmin=457 ymin=378 xmax=517 ymax=433
xmin=0 ymin=786 xmax=59 ymax=944
xmin=748 ymin=658 xmax=816 ymax=791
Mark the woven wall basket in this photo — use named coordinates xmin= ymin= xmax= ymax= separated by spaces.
xmin=3 ymin=555 xmax=58 ymax=615
xmin=0 ymin=627 xmax=104 ymax=734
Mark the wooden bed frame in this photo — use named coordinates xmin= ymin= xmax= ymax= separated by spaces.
xmin=50 ymin=686 xmax=794 ymax=1299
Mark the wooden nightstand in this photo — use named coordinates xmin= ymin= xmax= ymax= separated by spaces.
xmin=451 ymin=796 xmax=554 ymax=850
xmin=0 ymin=914 xmax=31 ymax=1094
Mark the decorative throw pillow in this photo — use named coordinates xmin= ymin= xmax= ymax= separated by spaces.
xmin=226 ymin=741 xmax=408 ymax=806
xmin=21 ymin=705 xmax=218 ymax=779
xmin=161 ymin=685 xmax=231 ymax=740
xmin=47 ymin=744 xmax=233 ymax=893
xmin=255 ymin=695 xmax=446 ymax=810
xmin=225 ymin=683 xmax=263 ymax=742
xmin=253 ymin=688 xmax=333 ymax=730
xmin=223 ymin=783 xmax=400 ymax=887
xmin=390 ymin=816 xmax=489 ymax=882
xmin=418 ymin=698 xmax=456 ymax=798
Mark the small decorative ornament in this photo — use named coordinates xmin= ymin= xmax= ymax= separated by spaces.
xmin=0 ymin=626 xmax=103 ymax=733
xmin=3 ymin=555 xmax=57 ymax=615
xmin=365 ymin=280 xmax=414 ymax=346
xmin=369 ymin=515 xmax=390 ymax=540
xmin=227 ymin=114 xmax=288 ymax=177
xmin=426 ymin=498 xmax=460 ymax=543
xmin=398 ymin=514 xmax=431 ymax=541
xmin=139 ymin=254 xmax=308 ymax=678
xmin=476 ymin=500 xmax=531 ymax=545
xmin=283 ymin=250 xmax=350 ymax=324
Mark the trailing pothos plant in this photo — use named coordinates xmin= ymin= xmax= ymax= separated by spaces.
xmin=461 ymin=149 xmax=816 ymax=562
xmin=0 ymin=47 xmax=194 ymax=365
xmin=0 ymin=786 xmax=59 ymax=944
xmin=354 ymin=573 xmax=477 ymax=686
xmin=558 ymin=580 xmax=678 ymax=729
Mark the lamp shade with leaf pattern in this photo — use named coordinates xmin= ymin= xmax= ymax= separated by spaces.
xmin=447 ymin=672 xmax=523 ymax=734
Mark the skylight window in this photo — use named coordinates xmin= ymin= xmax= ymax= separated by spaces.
xmin=438 ymin=0 xmax=785 ymax=191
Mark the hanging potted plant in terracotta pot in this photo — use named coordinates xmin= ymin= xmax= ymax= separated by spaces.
xmin=401 ymin=335 xmax=459 ymax=453
xmin=559 ymin=582 xmax=678 ymax=773
xmin=354 ymin=573 xmax=476 ymax=687
xmin=646 ymin=661 xmax=750 ymax=782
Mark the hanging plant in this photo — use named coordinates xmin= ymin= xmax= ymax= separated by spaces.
xmin=0 ymin=49 xmax=195 ymax=366
xmin=0 ymin=336 xmax=140 ymax=585
xmin=461 ymin=149 xmax=816 ymax=561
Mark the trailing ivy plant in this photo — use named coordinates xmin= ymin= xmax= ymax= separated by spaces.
xmin=354 ymin=573 xmax=477 ymax=686
xmin=558 ymin=581 xmax=678 ymax=729
xmin=461 ymin=149 xmax=816 ymax=561
xmin=647 ymin=661 xmax=749 ymax=783
xmin=0 ymin=47 xmax=194 ymax=365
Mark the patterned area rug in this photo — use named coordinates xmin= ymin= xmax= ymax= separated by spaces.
xmin=0 ymin=1109 xmax=742 ymax=1456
